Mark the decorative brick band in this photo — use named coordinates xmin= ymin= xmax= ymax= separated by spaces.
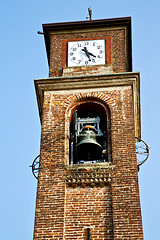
xmin=64 ymin=91 xmax=113 ymax=110
xmin=66 ymin=163 xmax=114 ymax=187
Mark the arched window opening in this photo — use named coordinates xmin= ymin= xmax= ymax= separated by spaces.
xmin=69 ymin=102 xmax=108 ymax=164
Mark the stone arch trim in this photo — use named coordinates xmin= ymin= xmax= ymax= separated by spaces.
xmin=64 ymin=91 xmax=115 ymax=111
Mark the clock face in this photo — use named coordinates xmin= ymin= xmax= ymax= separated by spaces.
xmin=67 ymin=39 xmax=106 ymax=67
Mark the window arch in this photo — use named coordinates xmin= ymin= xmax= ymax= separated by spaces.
xmin=69 ymin=100 xmax=111 ymax=164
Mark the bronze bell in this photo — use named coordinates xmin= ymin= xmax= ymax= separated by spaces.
xmin=77 ymin=126 xmax=102 ymax=162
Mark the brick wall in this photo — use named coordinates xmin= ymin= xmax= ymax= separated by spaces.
xmin=33 ymin=79 xmax=143 ymax=239
xmin=65 ymin=186 xmax=113 ymax=239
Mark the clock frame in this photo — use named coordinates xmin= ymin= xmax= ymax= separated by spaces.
xmin=67 ymin=39 xmax=106 ymax=67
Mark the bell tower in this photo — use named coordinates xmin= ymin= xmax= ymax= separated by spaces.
xmin=33 ymin=17 xmax=144 ymax=239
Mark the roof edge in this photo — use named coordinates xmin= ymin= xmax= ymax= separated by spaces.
xmin=42 ymin=17 xmax=131 ymax=32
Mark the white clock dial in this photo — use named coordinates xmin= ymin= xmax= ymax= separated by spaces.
xmin=67 ymin=39 xmax=106 ymax=67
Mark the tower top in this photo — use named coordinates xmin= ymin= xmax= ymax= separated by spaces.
xmin=42 ymin=17 xmax=132 ymax=71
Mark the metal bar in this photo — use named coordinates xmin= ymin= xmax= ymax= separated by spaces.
xmin=86 ymin=228 xmax=90 ymax=240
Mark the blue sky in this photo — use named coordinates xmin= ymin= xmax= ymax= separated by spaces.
xmin=0 ymin=0 xmax=160 ymax=239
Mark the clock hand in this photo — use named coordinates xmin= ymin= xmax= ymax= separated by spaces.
xmin=82 ymin=47 xmax=96 ymax=61
xmin=82 ymin=47 xmax=91 ymax=61
xmin=88 ymin=52 xmax=96 ymax=58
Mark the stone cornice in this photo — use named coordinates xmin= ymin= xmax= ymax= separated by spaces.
xmin=34 ymin=71 xmax=141 ymax=138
